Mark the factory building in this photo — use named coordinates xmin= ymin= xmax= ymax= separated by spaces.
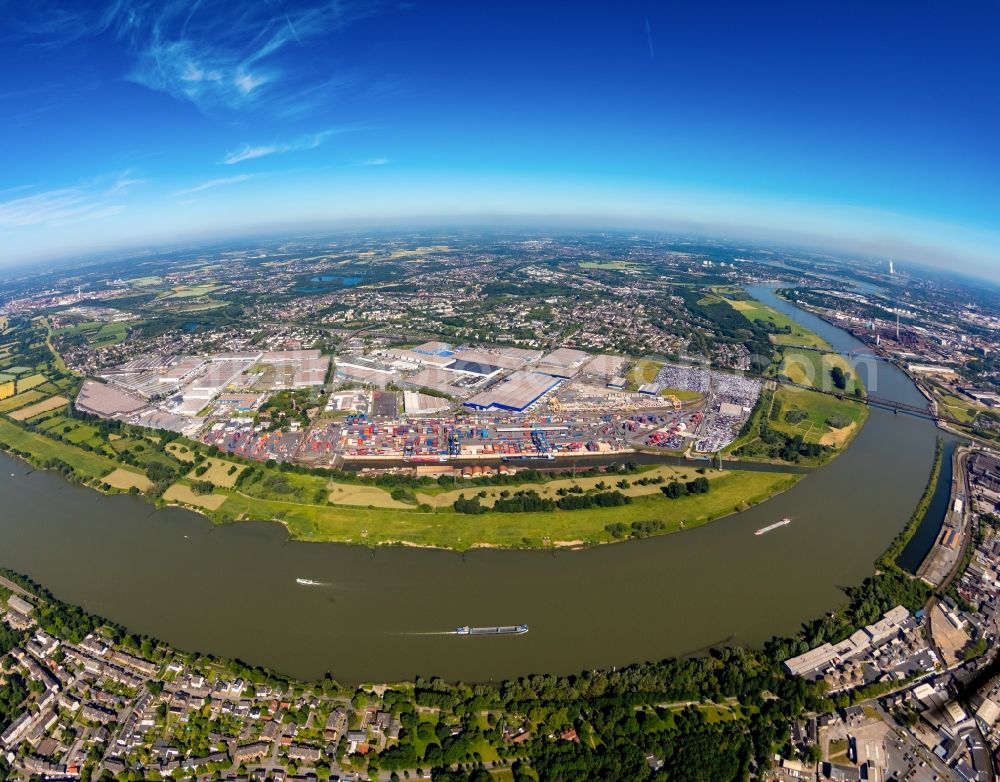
xmin=464 ymin=371 xmax=561 ymax=412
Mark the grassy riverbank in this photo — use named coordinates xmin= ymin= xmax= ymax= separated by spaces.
xmin=719 ymin=292 xmax=831 ymax=349
xmin=220 ymin=469 xmax=801 ymax=549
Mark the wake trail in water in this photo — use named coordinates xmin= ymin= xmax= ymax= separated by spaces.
xmin=390 ymin=631 xmax=457 ymax=636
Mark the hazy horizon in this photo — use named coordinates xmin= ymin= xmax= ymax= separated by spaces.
xmin=6 ymin=216 xmax=999 ymax=290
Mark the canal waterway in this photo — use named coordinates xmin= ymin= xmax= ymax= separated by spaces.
xmin=897 ymin=438 xmax=957 ymax=573
xmin=0 ymin=288 xmax=947 ymax=683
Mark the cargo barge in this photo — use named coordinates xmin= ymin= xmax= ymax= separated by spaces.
xmin=755 ymin=517 xmax=792 ymax=536
xmin=454 ymin=624 xmax=529 ymax=636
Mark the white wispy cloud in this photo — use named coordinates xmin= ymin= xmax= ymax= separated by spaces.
xmin=355 ymin=157 xmax=390 ymax=166
xmin=223 ymin=145 xmax=280 ymax=165
xmin=0 ymin=173 xmax=137 ymax=228
xmin=222 ymin=129 xmax=349 ymax=164
xmin=11 ymin=1 xmax=383 ymax=114
xmin=172 ymin=173 xmax=254 ymax=196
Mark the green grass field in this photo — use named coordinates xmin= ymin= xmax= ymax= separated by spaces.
xmin=933 ymin=390 xmax=979 ymax=423
xmin=90 ymin=322 xmax=128 ymax=347
xmin=63 ymin=422 xmax=104 ymax=447
xmin=32 ymin=415 xmax=100 ymax=446
xmin=0 ymin=418 xmax=117 ymax=480
xmin=778 ymin=349 xmax=863 ymax=395
xmin=725 ymin=298 xmax=830 ymax=349
xmin=53 ymin=320 xmax=128 ymax=347
xmin=769 ymin=386 xmax=869 ymax=448
xmin=662 ymin=387 xmax=704 ymax=403
xmin=629 ymin=359 xmax=663 ymax=386
xmin=220 ymin=469 xmax=800 ymax=549
xmin=15 ymin=373 xmax=48 ymax=393
xmin=411 ymin=711 xmax=440 ymax=758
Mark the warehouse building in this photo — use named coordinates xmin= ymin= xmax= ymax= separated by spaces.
xmin=403 ymin=367 xmax=472 ymax=397
xmin=464 ymin=371 xmax=561 ymax=412
xmin=446 ymin=358 xmax=503 ymax=377
xmin=335 ymin=360 xmax=397 ymax=388
xmin=76 ymin=379 xmax=147 ymax=417
xmin=383 ymin=348 xmax=454 ymax=368
xmin=495 ymin=346 xmax=544 ymax=364
xmin=540 ymin=347 xmax=591 ymax=369
xmin=449 ymin=349 xmax=524 ymax=371
xmin=581 ymin=353 xmax=628 ymax=379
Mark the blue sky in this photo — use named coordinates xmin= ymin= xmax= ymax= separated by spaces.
xmin=1 ymin=0 xmax=998 ymax=272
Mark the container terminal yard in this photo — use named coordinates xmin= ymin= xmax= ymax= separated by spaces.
xmin=75 ymin=339 xmax=762 ymax=469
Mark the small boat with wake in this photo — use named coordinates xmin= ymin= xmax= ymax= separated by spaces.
xmin=296 ymin=578 xmax=327 ymax=586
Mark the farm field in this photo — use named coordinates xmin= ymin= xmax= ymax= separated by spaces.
xmin=164 ymin=483 xmax=228 ymax=510
xmin=328 ymin=484 xmax=414 ymax=509
xmin=8 ymin=395 xmax=68 ymax=420
xmin=103 ymin=468 xmax=153 ymax=492
xmin=166 ymin=442 xmax=198 ymax=462
xmin=186 ymin=457 xmax=246 ymax=487
xmin=0 ymin=389 xmax=45 ymax=413
xmin=171 ymin=300 xmax=228 ymax=312
xmin=14 ymin=373 xmax=48 ymax=393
